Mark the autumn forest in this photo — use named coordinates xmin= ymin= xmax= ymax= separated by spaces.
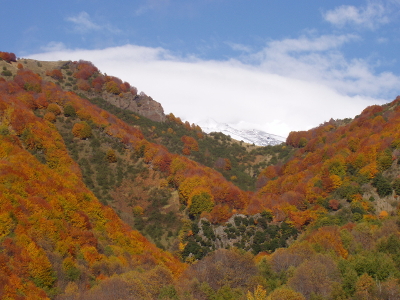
xmin=2 ymin=50 xmax=400 ymax=299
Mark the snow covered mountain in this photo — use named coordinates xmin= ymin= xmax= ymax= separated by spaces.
xmin=198 ymin=119 xmax=286 ymax=146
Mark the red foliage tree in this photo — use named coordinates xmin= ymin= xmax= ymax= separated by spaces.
xmin=328 ymin=199 xmax=340 ymax=210
xmin=14 ymin=70 xmax=42 ymax=93
xmin=92 ymin=75 xmax=105 ymax=92
xmin=77 ymin=79 xmax=91 ymax=91
xmin=0 ymin=51 xmax=17 ymax=62
xmin=73 ymin=60 xmax=98 ymax=80
xmin=46 ymin=69 xmax=63 ymax=81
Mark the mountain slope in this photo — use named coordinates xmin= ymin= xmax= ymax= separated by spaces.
xmin=3 ymin=50 xmax=400 ymax=299
xmin=253 ymin=98 xmax=400 ymax=227
xmin=0 ymin=57 xmax=186 ymax=299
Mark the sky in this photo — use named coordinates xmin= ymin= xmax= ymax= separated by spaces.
xmin=2 ymin=0 xmax=400 ymax=137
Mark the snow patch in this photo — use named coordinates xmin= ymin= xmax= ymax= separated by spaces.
xmin=197 ymin=118 xmax=286 ymax=146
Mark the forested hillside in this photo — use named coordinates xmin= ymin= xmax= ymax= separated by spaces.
xmin=2 ymin=50 xmax=400 ymax=300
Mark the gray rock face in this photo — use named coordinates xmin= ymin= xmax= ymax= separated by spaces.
xmin=133 ymin=95 xmax=166 ymax=122
xmin=100 ymin=92 xmax=166 ymax=122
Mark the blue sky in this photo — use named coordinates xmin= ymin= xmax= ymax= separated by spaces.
xmin=2 ymin=0 xmax=400 ymax=136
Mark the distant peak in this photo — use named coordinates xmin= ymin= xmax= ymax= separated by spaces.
xmin=197 ymin=119 xmax=285 ymax=146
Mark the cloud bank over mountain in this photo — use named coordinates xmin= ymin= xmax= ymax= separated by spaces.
xmin=30 ymin=35 xmax=397 ymax=137
xmin=26 ymin=1 xmax=400 ymax=137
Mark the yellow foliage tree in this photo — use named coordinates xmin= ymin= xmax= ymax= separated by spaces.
xmin=247 ymin=285 xmax=267 ymax=300
xmin=26 ymin=241 xmax=55 ymax=289
xmin=105 ymin=81 xmax=121 ymax=94
xmin=330 ymin=174 xmax=343 ymax=190
xmin=359 ymin=162 xmax=378 ymax=179
xmin=189 ymin=191 xmax=214 ymax=217
xmin=106 ymin=149 xmax=117 ymax=163
xmin=178 ymin=176 xmax=208 ymax=205
xmin=267 ymin=286 xmax=305 ymax=300
xmin=0 ymin=212 xmax=14 ymax=239
xmin=47 ymin=103 xmax=61 ymax=115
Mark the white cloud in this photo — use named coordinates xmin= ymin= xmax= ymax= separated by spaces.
xmin=323 ymin=2 xmax=389 ymax=29
xmin=27 ymin=38 xmax=399 ymax=137
xmin=66 ymin=11 xmax=121 ymax=34
xmin=40 ymin=41 xmax=67 ymax=52
xmin=226 ymin=42 xmax=252 ymax=53
xmin=377 ymin=37 xmax=389 ymax=43
xmin=135 ymin=0 xmax=170 ymax=16
xmin=264 ymin=34 xmax=357 ymax=53
xmin=66 ymin=11 xmax=101 ymax=33
xmin=251 ymin=34 xmax=400 ymax=99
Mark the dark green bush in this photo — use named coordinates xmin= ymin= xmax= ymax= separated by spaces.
xmin=1 ymin=70 xmax=12 ymax=76
xmin=372 ymin=173 xmax=393 ymax=197
xmin=64 ymin=104 xmax=76 ymax=117
xmin=392 ymin=178 xmax=400 ymax=195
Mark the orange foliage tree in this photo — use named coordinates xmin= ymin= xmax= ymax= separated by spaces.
xmin=72 ymin=121 xmax=92 ymax=139
xmin=181 ymin=135 xmax=199 ymax=155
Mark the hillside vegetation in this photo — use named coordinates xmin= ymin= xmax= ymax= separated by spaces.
xmin=2 ymin=50 xmax=400 ymax=299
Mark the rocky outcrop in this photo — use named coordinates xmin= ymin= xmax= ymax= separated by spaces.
xmin=100 ymin=92 xmax=166 ymax=122
xmin=133 ymin=95 xmax=166 ymax=122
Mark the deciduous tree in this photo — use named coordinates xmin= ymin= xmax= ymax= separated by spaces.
xmin=72 ymin=121 xmax=92 ymax=139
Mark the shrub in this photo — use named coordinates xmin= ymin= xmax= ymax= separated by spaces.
xmin=329 ymin=199 xmax=340 ymax=211
xmin=106 ymin=149 xmax=117 ymax=163
xmin=43 ymin=112 xmax=56 ymax=123
xmin=299 ymin=137 xmax=308 ymax=147
xmin=77 ymin=109 xmax=91 ymax=121
xmin=105 ymin=81 xmax=121 ymax=94
xmin=47 ymin=103 xmax=62 ymax=115
xmin=92 ymin=75 xmax=105 ymax=92
xmin=0 ymin=51 xmax=17 ymax=62
xmin=392 ymin=178 xmax=400 ymax=195
xmin=0 ymin=124 xmax=10 ymax=135
xmin=46 ymin=69 xmax=63 ymax=80
xmin=189 ymin=192 xmax=214 ymax=217
xmin=378 ymin=151 xmax=393 ymax=171
xmin=72 ymin=121 xmax=92 ymax=139
xmin=1 ymin=70 xmax=12 ymax=76
xmin=372 ymin=174 xmax=393 ymax=197
xmin=62 ymin=257 xmax=81 ymax=281
xmin=77 ymin=79 xmax=91 ymax=91
xmin=63 ymin=104 xmax=76 ymax=117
